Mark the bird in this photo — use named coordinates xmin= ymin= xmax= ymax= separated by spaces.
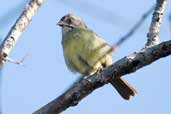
xmin=57 ymin=13 xmax=137 ymax=100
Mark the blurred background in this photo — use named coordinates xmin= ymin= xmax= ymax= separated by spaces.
xmin=0 ymin=0 xmax=171 ymax=114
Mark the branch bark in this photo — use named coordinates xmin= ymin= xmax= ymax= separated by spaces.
xmin=0 ymin=0 xmax=44 ymax=64
xmin=146 ymin=0 xmax=167 ymax=46
xmin=33 ymin=40 xmax=171 ymax=114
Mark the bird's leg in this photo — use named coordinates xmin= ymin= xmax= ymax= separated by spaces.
xmin=96 ymin=66 xmax=103 ymax=74
xmin=83 ymin=65 xmax=103 ymax=82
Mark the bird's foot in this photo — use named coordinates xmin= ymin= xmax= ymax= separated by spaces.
xmin=83 ymin=76 xmax=92 ymax=82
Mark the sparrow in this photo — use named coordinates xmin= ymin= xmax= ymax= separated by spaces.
xmin=57 ymin=13 xmax=136 ymax=100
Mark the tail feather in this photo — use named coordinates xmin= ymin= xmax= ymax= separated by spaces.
xmin=110 ymin=78 xmax=137 ymax=100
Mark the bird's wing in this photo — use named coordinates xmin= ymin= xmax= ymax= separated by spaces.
xmin=75 ymin=28 xmax=112 ymax=66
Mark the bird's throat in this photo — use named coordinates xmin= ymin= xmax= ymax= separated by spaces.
xmin=62 ymin=26 xmax=73 ymax=35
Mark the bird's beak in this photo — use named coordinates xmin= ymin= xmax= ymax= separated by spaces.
xmin=57 ymin=21 xmax=64 ymax=26
xmin=57 ymin=21 xmax=73 ymax=28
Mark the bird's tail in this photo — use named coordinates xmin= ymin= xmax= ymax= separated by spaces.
xmin=110 ymin=78 xmax=137 ymax=100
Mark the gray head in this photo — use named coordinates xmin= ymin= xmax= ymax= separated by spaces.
xmin=57 ymin=14 xmax=87 ymax=34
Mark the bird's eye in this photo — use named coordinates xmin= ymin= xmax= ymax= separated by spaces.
xmin=67 ymin=18 xmax=72 ymax=24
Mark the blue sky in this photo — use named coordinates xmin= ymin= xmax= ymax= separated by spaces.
xmin=0 ymin=0 xmax=171 ymax=114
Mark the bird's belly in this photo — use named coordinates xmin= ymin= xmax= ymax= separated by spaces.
xmin=63 ymin=46 xmax=89 ymax=74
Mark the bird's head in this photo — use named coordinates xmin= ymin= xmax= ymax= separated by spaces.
xmin=57 ymin=13 xmax=87 ymax=29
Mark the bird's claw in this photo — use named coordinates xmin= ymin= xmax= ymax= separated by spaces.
xmin=83 ymin=76 xmax=92 ymax=82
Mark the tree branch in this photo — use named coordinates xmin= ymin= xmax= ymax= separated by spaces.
xmin=0 ymin=0 xmax=44 ymax=64
xmin=146 ymin=0 xmax=167 ymax=46
xmin=33 ymin=0 xmax=169 ymax=114
xmin=33 ymin=40 xmax=171 ymax=114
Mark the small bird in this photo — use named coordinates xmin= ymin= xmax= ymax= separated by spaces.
xmin=57 ymin=13 xmax=136 ymax=100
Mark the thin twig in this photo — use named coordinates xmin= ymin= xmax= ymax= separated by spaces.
xmin=115 ymin=5 xmax=155 ymax=47
xmin=0 ymin=1 xmax=43 ymax=113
